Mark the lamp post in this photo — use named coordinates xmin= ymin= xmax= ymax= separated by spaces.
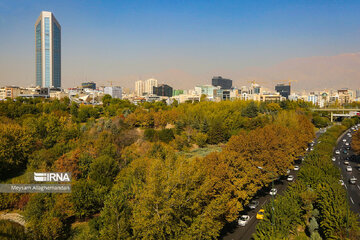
xmin=257 ymin=166 xmax=276 ymax=232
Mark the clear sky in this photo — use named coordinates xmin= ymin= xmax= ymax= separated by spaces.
xmin=1 ymin=0 xmax=360 ymax=89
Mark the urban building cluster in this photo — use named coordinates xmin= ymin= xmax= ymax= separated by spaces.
xmin=1 ymin=11 xmax=360 ymax=107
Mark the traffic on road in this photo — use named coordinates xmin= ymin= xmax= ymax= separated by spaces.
xmin=333 ymin=124 xmax=360 ymax=215
xmin=220 ymin=128 xmax=329 ymax=240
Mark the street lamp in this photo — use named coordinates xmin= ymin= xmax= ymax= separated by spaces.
xmin=257 ymin=166 xmax=276 ymax=230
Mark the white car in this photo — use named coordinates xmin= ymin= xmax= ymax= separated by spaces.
xmin=343 ymin=139 xmax=347 ymax=142
xmin=269 ymin=188 xmax=278 ymax=196
xmin=238 ymin=215 xmax=250 ymax=226
xmin=332 ymin=157 xmax=336 ymax=162
xmin=349 ymin=177 xmax=357 ymax=184
xmin=346 ymin=166 xmax=352 ymax=172
xmin=286 ymin=169 xmax=291 ymax=175
xmin=335 ymin=150 xmax=340 ymax=155
xmin=339 ymin=179 xmax=344 ymax=186
xmin=344 ymin=160 xmax=350 ymax=165
xmin=294 ymin=165 xmax=300 ymax=171
xmin=287 ymin=175 xmax=294 ymax=181
xmin=345 ymin=142 xmax=350 ymax=146
xmin=310 ymin=147 xmax=314 ymax=151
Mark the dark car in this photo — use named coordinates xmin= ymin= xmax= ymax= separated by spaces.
xmin=248 ymin=200 xmax=259 ymax=209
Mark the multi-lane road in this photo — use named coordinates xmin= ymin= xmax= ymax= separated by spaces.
xmin=334 ymin=125 xmax=360 ymax=216
xmin=220 ymin=130 xmax=326 ymax=240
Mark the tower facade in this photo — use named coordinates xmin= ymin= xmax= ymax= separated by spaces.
xmin=35 ymin=11 xmax=61 ymax=88
xmin=135 ymin=80 xmax=144 ymax=96
xmin=144 ymin=78 xmax=158 ymax=95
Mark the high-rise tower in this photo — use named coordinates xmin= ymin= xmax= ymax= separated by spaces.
xmin=35 ymin=11 xmax=61 ymax=88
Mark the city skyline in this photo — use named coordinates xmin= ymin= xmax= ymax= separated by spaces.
xmin=1 ymin=1 xmax=360 ymax=90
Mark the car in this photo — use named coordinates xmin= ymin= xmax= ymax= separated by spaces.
xmin=248 ymin=200 xmax=259 ymax=209
xmin=339 ymin=179 xmax=344 ymax=186
xmin=343 ymin=150 xmax=348 ymax=154
xmin=343 ymin=138 xmax=347 ymax=142
xmin=347 ymin=133 xmax=352 ymax=137
xmin=335 ymin=150 xmax=340 ymax=155
xmin=349 ymin=177 xmax=357 ymax=184
xmin=344 ymin=160 xmax=349 ymax=165
xmin=238 ymin=215 xmax=250 ymax=226
xmin=345 ymin=142 xmax=350 ymax=146
xmin=286 ymin=169 xmax=291 ymax=175
xmin=256 ymin=209 xmax=265 ymax=220
xmin=306 ymin=147 xmax=309 ymax=151
xmin=294 ymin=165 xmax=300 ymax=171
xmin=287 ymin=175 xmax=294 ymax=181
xmin=332 ymin=157 xmax=336 ymax=162
xmin=269 ymin=188 xmax=278 ymax=196
xmin=310 ymin=147 xmax=314 ymax=151
xmin=346 ymin=166 xmax=352 ymax=172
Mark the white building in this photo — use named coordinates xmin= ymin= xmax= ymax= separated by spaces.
xmin=135 ymin=80 xmax=144 ymax=96
xmin=104 ymin=86 xmax=122 ymax=99
xmin=144 ymin=78 xmax=158 ymax=95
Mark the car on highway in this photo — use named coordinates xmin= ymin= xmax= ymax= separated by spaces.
xmin=256 ymin=209 xmax=265 ymax=220
xmin=238 ymin=215 xmax=250 ymax=226
xmin=332 ymin=157 xmax=336 ymax=162
xmin=269 ymin=188 xmax=278 ymax=196
xmin=335 ymin=150 xmax=340 ymax=155
xmin=287 ymin=175 xmax=294 ymax=181
xmin=344 ymin=160 xmax=349 ymax=165
xmin=294 ymin=165 xmax=300 ymax=171
xmin=345 ymin=142 xmax=350 ymax=146
xmin=310 ymin=147 xmax=314 ymax=151
xmin=343 ymin=149 xmax=348 ymax=154
xmin=248 ymin=200 xmax=259 ymax=210
xmin=286 ymin=169 xmax=291 ymax=175
xmin=349 ymin=177 xmax=357 ymax=184
xmin=346 ymin=166 xmax=353 ymax=172
xmin=347 ymin=133 xmax=352 ymax=137
xmin=342 ymin=138 xmax=347 ymax=142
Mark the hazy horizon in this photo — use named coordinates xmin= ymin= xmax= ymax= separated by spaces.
xmin=1 ymin=0 xmax=360 ymax=91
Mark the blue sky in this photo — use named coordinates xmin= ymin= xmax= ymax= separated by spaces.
xmin=1 ymin=0 xmax=360 ymax=89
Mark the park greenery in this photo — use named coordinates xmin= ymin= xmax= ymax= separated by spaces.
xmin=0 ymin=96 xmax=358 ymax=239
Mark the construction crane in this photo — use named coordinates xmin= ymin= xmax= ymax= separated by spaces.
xmin=278 ymin=79 xmax=298 ymax=86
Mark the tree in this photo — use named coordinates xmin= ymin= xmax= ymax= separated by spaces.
xmin=102 ymin=94 xmax=112 ymax=106
xmin=241 ymin=101 xmax=259 ymax=118
xmin=0 ymin=123 xmax=34 ymax=180
xmin=194 ymin=132 xmax=207 ymax=148
xmin=71 ymin=179 xmax=104 ymax=219
xmin=351 ymin=131 xmax=360 ymax=155
xmin=89 ymin=155 xmax=119 ymax=186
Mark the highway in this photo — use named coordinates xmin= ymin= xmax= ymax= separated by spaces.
xmin=220 ymin=130 xmax=325 ymax=240
xmin=334 ymin=125 xmax=360 ymax=216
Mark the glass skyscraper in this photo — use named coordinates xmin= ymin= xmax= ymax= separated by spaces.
xmin=35 ymin=11 xmax=61 ymax=88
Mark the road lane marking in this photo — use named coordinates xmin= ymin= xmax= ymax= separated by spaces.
xmin=350 ymin=197 xmax=354 ymax=204
xmin=344 ymin=184 xmax=347 ymax=189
